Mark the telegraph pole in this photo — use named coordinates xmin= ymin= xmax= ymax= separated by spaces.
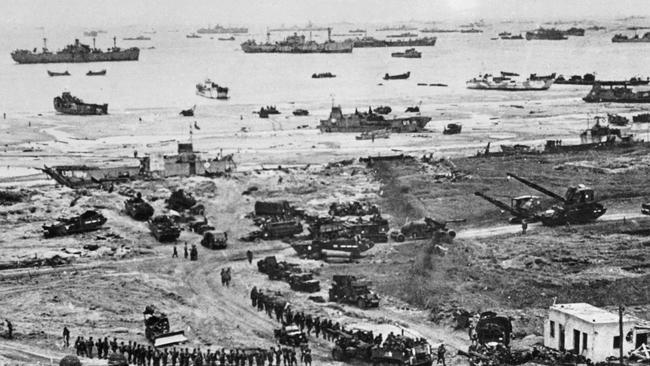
xmin=619 ymin=305 xmax=624 ymax=366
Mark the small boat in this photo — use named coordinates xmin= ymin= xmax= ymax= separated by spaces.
xmin=443 ymin=123 xmax=462 ymax=135
xmin=47 ymin=70 xmax=70 ymax=77
xmin=257 ymin=106 xmax=280 ymax=118
xmin=293 ymin=109 xmax=309 ymax=116
xmin=218 ymin=36 xmax=235 ymax=41
xmin=391 ymin=48 xmax=421 ymax=58
xmin=312 ymin=72 xmax=336 ymax=79
xmin=405 ymin=106 xmax=420 ymax=113
xmin=466 ymin=72 xmax=555 ymax=91
xmin=356 ymin=130 xmax=390 ymax=140
xmin=607 ymin=113 xmax=629 ymax=126
xmin=196 ymin=79 xmax=229 ymax=99
xmin=383 ymin=71 xmax=410 ymax=80
xmin=86 ymin=69 xmax=106 ymax=76
xmin=186 ymin=33 xmax=201 ymax=39
xmin=349 ymin=29 xmax=366 ymax=33
xmin=633 ymin=113 xmax=650 ymax=122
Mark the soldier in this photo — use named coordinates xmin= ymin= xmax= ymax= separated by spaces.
xmin=251 ymin=287 xmax=258 ymax=307
xmin=305 ymin=315 xmax=313 ymax=335
xmin=95 ymin=337 xmax=103 ymax=358
xmin=153 ymin=350 xmax=161 ymax=366
xmin=290 ymin=349 xmax=297 ymax=366
xmin=5 ymin=319 xmax=13 ymax=339
xmin=110 ymin=337 xmax=118 ymax=353
xmin=79 ymin=336 xmax=87 ymax=357
xmin=104 ymin=337 xmax=110 ymax=358
xmin=184 ymin=242 xmax=189 ymax=259
xmin=313 ymin=317 xmax=320 ymax=338
xmin=246 ymin=250 xmax=253 ymax=264
xmin=147 ymin=346 xmax=154 ymax=366
xmin=437 ymin=344 xmax=446 ymax=366
xmin=303 ymin=348 xmax=312 ymax=366
xmin=274 ymin=348 xmax=282 ymax=366
xmin=74 ymin=336 xmax=81 ymax=356
xmin=162 ymin=349 xmax=169 ymax=366
xmin=267 ymin=348 xmax=275 ymax=366
xmin=62 ymin=326 xmax=70 ymax=347
xmin=173 ymin=245 xmax=179 ymax=258
xmin=171 ymin=347 xmax=178 ymax=366
xmin=86 ymin=337 xmax=94 ymax=358
xmin=521 ymin=219 xmax=528 ymax=235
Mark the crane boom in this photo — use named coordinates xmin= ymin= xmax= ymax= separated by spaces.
xmin=474 ymin=192 xmax=524 ymax=217
xmin=506 ymin=173 xmax=566 ymax=203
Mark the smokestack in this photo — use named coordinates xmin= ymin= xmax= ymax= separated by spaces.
xmin=113 ymin=36 xmax=116 ymax=48
xmin=92 ymin=38 xmax=96 ymax=49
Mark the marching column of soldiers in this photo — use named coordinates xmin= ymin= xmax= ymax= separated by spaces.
xmin=72 ymin=334 xmax=312 ymax=366
xmin=250 ymin=287 xmax=343 ymax=343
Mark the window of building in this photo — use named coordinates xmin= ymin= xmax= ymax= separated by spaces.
xmin=613 ymin=336 xmax=621 ymax=349
xmin=582 ymin=333 xmax=588 ymax=350
xmin=550 ymin=321 xmax=555 ymax=338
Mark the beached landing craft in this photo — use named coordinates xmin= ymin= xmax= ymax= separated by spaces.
xmin=196 ymin=79 xmax=229 ymax=100
xmin=391 ymin=48 xmax=421 ymax=58
xmin=466 ymin=72 xmax=555 ymax=91
xmin=319 ymin=105 xmax=431 ymax=133
xmin=612 ymin=32 xmax=650 ymax=43
xmin=11 ymin=38 xmax=139 ymax=64
xmin=47 ymin=70 xmax=70 ymax=77
xmin=383 ymin=71 xmax=411 ymax=80
xmin=241 ymin=28 xmax=353 ymax=53
xmin=53 ymin=92 xmax=108 ymax=115
xmin=86 ymin=69 xmax=106 ymax=76
xmin=583 ymin=83 xmax=650 ymax=103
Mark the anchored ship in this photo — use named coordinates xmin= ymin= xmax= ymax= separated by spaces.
xmin=583 ymin=83 xmax=650 ymax=103
xmin=612 ymin=32 xmax=650 ymax=43
xmin=391 ymin=48 xmax=421 ymax=58
xmin=525 ymin=28 xmax=568 ymax=40
xmin=11 ymin=38 xmax=139 ymax=64
xmin=53 ymin=92 xmax=108 ymax=115
xmin=466 ymin=72 xmax=555 ymax=91
xmin=319 ymin=106 xmax=431 ymax=133
xmin=241 ymin=29 xmax=353 ymax=53
xmin=350 ymin=36 xmax=436 ymax=48
xmin=197 ymin=25 xmax=248 ymax=34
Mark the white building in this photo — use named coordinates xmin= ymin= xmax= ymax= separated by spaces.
xmin=544 ymin=303 xmax=649 ymax=362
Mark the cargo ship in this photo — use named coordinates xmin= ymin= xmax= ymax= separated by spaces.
xmin=525 ymin=28 xmax=568 ymax=40
xmin=376 ymin=25 xmax=417 ymax=31
xmin=563 ymin=27 xmax=585 ymax=36
xmin=123 ymin=35 xmax=151 ymax=41
xmin=319 ymin=106 xmax=431 ymax=133
xmin=196 ymin=25 xmax=248 ymax=34
xmin=612 ymin=32 xmax=650 ymax=42
xmin=241 ymin=29 xmax=353 ymax=53
xmin=350 ymin=36 xmax=436 ymax=48
xmin=466 ymin=72 xmax=555 ymax=91
xmin=583 ymin=83 xmax=650 ymax=103
xmin=11 ymin=38 xmax=139 ymax=64
xmin=555 ymin=73 xmax=650 ymax=85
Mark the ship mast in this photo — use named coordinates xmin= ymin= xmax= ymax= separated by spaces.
xmin=42 ymin=38 xmax=48 ymax=52
xmin=92 ymin=37 xmax=96 ymax=49
xmin=113 ymin=36 xmax=117 ymax=49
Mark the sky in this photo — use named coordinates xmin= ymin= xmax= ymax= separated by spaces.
xmin=1 ymin=0 xmax=649 ymax=29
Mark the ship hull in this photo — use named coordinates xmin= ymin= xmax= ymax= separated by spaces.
xmin=353 ymin=38 xmax=436 ymax=48
xmin=11 ymin=48 xmax=140 ymax=64
xmin=466 ymin=79 xmax=554 ymax=91
xmin=54 ymin=97 xmax=108 ymax=115
xmin=241 ymin=42 xmax=353 ymax=53
xmin=320 ymin=116 xmax=431 ymax=133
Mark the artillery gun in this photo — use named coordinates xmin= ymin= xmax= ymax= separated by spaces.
xmin=474 ymin=191 xmax=542 ymax=224
xmin=389 ymin=217 xmax=459 ymax=243
xmin=274 ymin=325 xmax=308 ymax=347
xmin=331 ymin=331 xmax=373 ymax=362
xmin=506 ymin=172 xmax=606 ymax=225
xmin=288 ymin=272 xmax=321 ymax=293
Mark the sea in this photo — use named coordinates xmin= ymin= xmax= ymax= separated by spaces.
xmin=1 ymin=23 xmax=650 ymax=115
xmin=1 ymin=22 xmax=650 ymax=181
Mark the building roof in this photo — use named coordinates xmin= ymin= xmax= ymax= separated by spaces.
xmin=550 ymin=303 xmax=636 ymax=324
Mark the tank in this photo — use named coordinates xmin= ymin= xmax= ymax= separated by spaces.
xmin=43 ymin=210 xmax=107 ymax=238
xmin=291 ymin=236 xmax=375 ymax=259
xmin=53 ymin=92 xmax=108 ymax=115
xmin=389 ymin=217 xmax=456 ymax=243
xmin=148 ymin=215 xmax=181 ymax=242
xmin=124 ymin=194 xmax=154 ymax=221
xmin=11 ymin=38 xmax=139 ymax=64
xmin=166 ymin=189 xmax=198 ymax=211
xmin=288 ymin=273 xmax=321 ymax=293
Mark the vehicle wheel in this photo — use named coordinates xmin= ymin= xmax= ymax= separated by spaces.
xmin=332 ymin=348 xmax=344 ymax=361
xmin=357 ymin=298 xmax=366 ymax=309
xmin=396 ymin=234 xmax=405 ymax=242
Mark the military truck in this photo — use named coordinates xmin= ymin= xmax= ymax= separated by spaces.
xmin=328 ymin=275 xmax=380 ymax=309
xmin=475 ymin=311 xmax=512 ymax=346
xmin=188 ymin=217 xmax=215 ymax=235
xmin=243 ymin=220 xmax=304 ymax=241
xmin=43 ymin=210 xmax=107 ymax=238
xmin=371 ymin=335 xmax=433 ymax=366
xmin=200 ymin=231 xmax=227 ymax=250
xmin=148 ymin=215 xmax=181 ymax=242
xmin=288 ymin=273 xmax=321 ymax=293
xmin=124 ymin=193 xmax=154 ymax=221
xmin=166 ymin=189 xmax=197 ymax=211
xmin=257 ymin=256 xmax=301 ymax=281
xmin=329 ymin=201 xmax=380 ymax=217
xmin=389 ymin=217 xmax=456 ymax=243
xmin=274 ymin=325 xmax=308 ymax=347
xmin=143 ymin=305 xmax=187 ymax=347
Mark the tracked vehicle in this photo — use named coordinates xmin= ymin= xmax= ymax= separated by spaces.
xmin=328 ymin=275 xmax=379 ymax=309
xmin=143 ymin=305 xmax=187 ymax=347
xmin=474 ymin=191 xmax=542 ymax=224
xmin=148 ymin=215 xmax=181 ymax=242
xmin=124 ymin=193 xmax=154 ymax=221
xmin=43 ymin=210 xmax=107 ymax=238
xmin=506 ymin=173 xmax=606 ymax=225
xmin=389 ymin=217 xmax=457 ymax=243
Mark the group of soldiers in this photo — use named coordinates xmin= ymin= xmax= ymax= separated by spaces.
xmin=220 ymin=268 xmax=232 ymax=286
xmin=72 ymin=333 xmax=311 ymax=366
xmin=250 ymin=287 xmax=344 ymax=343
